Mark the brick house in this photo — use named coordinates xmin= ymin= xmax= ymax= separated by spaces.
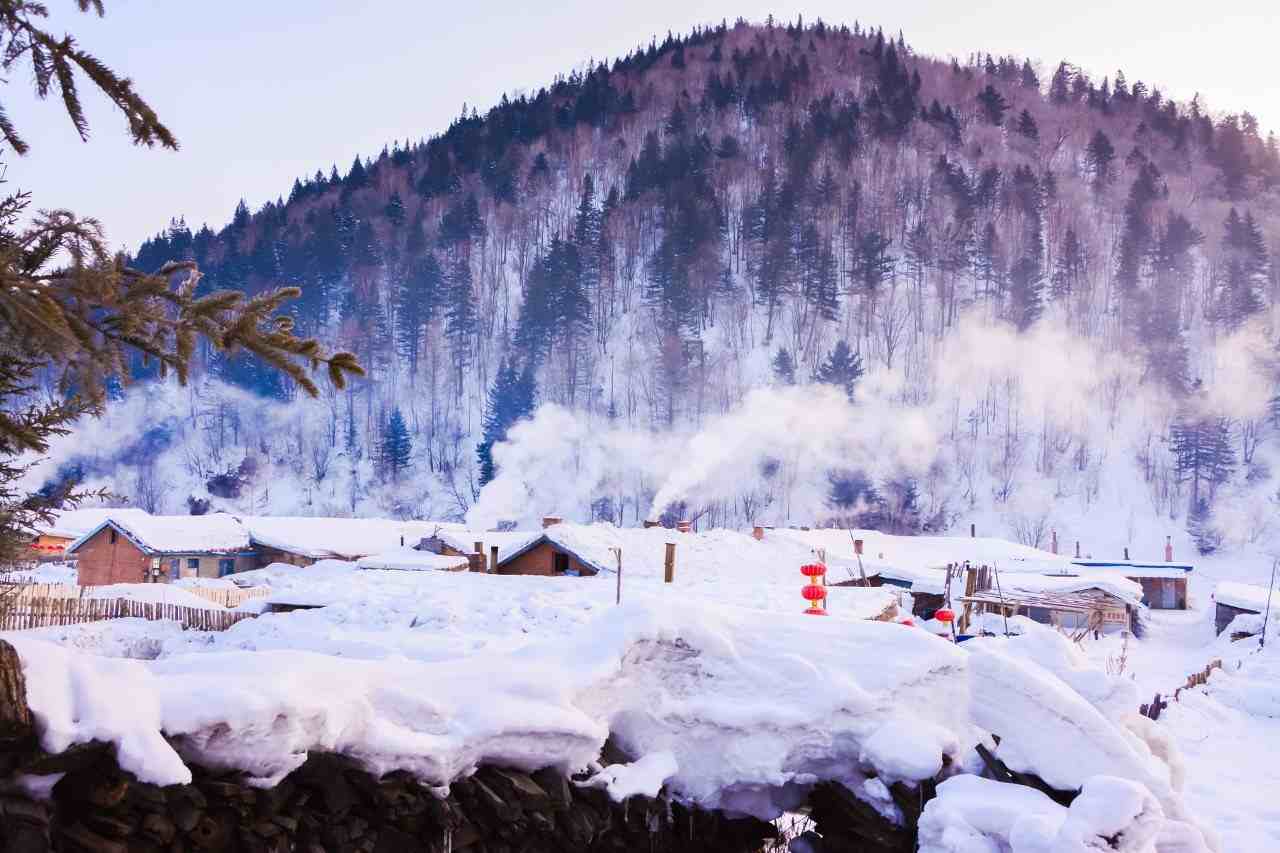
xmin=423 ymin=519 xmax=613 ymax=577
xmin=67 ymin=514 xmax=256 ymax=586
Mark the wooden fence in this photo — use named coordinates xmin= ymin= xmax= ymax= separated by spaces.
xmin=0 ymin=596 xmax=256 ymax=632
xmin=0 ymin=582 xmax=266 ymax=632
xmin=181 ymin=585 xmax=271 ymax=608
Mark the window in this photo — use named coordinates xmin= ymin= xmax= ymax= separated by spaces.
xmin=109 ymin=529 xmax=118 ymax=544
xmin=187 ymin=558 xmax=200 ymax=570
xmin=218 ymin=559 xmax=235 ymax=577
xmin=553 ymin=553 xmax=570 ymax=574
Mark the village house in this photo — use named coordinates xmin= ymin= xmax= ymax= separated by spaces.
xmin=238 ymin=516 xmax=465 ymax=568
xmin=67 ymin=514 xmax=256 ymax=585
xmin=1212 ymin=581 xmax=1275 ymax=636
xmin=962 ymin=579 xmax=1143 ymax=636
xmin=422 ymin=517 xmax=615 ymax=576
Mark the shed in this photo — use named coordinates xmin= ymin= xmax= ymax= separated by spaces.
xmin=66 ymin=514 xmax=256 ymax=585
xmin=240 ymin=516 xmax=464 ymax=567
xmin=1212 ymin=582 xmax=1275 ymax=636
xmin=962 ymin=585 xmax=1140 ymax=636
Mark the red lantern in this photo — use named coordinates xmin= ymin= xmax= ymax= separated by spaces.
xmin=800 ymin=563 xmax=826 ymax=578
xmin=901 ymin=618 xmax=914 ymax=627
xmin=934 ymin=608 xmax=955 ymax=623
xmin=801 ymin=584 xmax=826 ymax=602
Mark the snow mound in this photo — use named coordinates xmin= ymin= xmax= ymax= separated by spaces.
xmin=356 ymin=548 xmax=468 ymax=572
xmin=583 ymin=751 xmax=678 ymax=800
xmin=919 ymin=774 xmax=1212 ymax=852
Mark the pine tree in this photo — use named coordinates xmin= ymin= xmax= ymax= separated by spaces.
xmin=477 ymin=360 xmax=537 ymax=485
xmin=1170 ymin=416 xmax=1235 ymax=509
xmin=814 ymin=340 xmax=864 ymax=400
xmin=444 ymin=255 xmax=478 ymax=391
xmin=1214 ymin=208 xmax=1269 ymax=328
xmin=1085 ymin=130 xmax=1116 ymax=191
xmin=380 ymin=407 xmax=412 ymax=482
xmin=976 ymin=85 xmax=1009 ymax=126
xmin=0 ymin=1 xmax=361 ymax=564
xmin=771 ymin=348 xmax=796 ymax=385
xmin=1014 ymin=109 xmax=1039 ymax=141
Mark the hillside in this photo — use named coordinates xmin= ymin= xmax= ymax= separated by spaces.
xmin=36 ymin=17 xmax=1280 ymax=556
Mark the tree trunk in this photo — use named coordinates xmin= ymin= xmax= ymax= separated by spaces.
xmin=0 ymin=638 xmax=34 ymax=747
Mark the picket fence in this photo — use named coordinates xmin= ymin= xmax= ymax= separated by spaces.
xmin=0 ymin=582 xmax=268 ymax=632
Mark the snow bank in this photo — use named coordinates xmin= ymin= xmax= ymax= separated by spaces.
xmin=583 ymin=751 xmax=678 ymax=799
xmin=81 ymin=583 xmax=225 ymax=610
xmin=355 ymin=548 xmax=468 ymax=572
xmin=771 ymin=528 xmax=1071 ymax=575
xmin=37 ymin=506 xmax=151 ymax=539
xmin=919 ymin=775 xmax=1211 ymax=852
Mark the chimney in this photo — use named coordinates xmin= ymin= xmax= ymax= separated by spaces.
xmin=1123 ymin=546 xmax=1130 ymax=561
xmin=1074 ymin=540 xmax=1081 ymax=559
xmin=1165 ymin=535 xmax=1173 ymax=563
xmin=752 ymin=525 xmax=765 ymax=541
xmin=643 ymin=519 xmax=661 ymax=529
xmin=474 ymin=541 xmax=486 ymax=572
xmin=1050 ymin=529 xmax=1058 ymax=555
xmin=853 ymin=538 xmax=864 ymax=556
xmin=541 ymin=515 xmax=563 ymax=529
xmin=676 ymin=520 xmax=691 ymax=534
xmin=970 ymin=523 xmax=976 ymax=538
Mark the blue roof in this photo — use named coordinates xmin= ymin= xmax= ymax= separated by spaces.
xmin=1071 ymin=559 xmax=1193 ymax=574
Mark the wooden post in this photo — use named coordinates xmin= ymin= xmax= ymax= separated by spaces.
xmin=614 ymin=548 xmax=623 ymax=604
xmin=474 ymin=541 xmax=485 ymax=573
xmin=960 ymin=566 xmax=977 ymax=634
xmin=970 ymin=523 xmax=976 ymax=538
xmin=0 ymin=639 xmax=33 ymax=747
xmin=490 ymin=545 xmax=499 ymax=576
xmin=664 ymin=542 xmax=676 ymax=583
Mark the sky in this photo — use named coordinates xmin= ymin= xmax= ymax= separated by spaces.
xmin=7 ymin=0 xmax=1278 ymax=253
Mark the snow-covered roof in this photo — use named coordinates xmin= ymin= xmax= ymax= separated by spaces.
xmin=769 ymin=527 xmax=1073 ymax=576
xmin=240 ymin=516 xmax=465 ymax=560
xmin=36 ymin=506 xmax=151 ymax=540
xmin=356 ymin=548 xmax=469 ymax=572
xmin=67 ymin=513 xmax=251 ymax=555
xmin=1072 ymin=559 xmax=1194 ymax=577
xmin=1214 ymin=581 xmax=1278 ymax=614
xmin=996 ymin=573 xmax=1145 ymax=610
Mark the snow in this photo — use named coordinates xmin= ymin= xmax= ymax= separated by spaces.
xmin=770 ymin=528 xmax=1072 ymax=576
xmin=67 ymin=512 xmax=250 ymax=555
xmin=583 ymin=751 xmax=678 ymax=800
xmin=239 ymin=516 xmax=464 ymax=560
xmin=919 ymin=774 xmax=1211 ymax=852
xmin=355 ymin=548 xmax=468 ymax=572
xmin=1213 ymin=581 xmax=1276 ymax=614
xmin=7 ymin=520 xmax=1276 ymax=846
xmin=36 ymin=506 xmax=151 ymax=540
xmin=80 ymin=583 xmax=226 ymax=610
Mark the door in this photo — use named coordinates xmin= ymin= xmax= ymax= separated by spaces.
xmin=554 ymin=553 xmax=570 ymax=575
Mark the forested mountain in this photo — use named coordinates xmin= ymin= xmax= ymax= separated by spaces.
xmin=63 ymin=17 xmax=1280 ymax=551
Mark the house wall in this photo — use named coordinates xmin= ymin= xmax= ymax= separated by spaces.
xmin=75 ymin=529 xmax=149 ymax=586
xmin=498 ymin=542 xmax=597 ymax=577
xmin=1130 ymin=576 xmax=1187 ymax=610
xmin=158 ymin=553 xmax=258 ymax=580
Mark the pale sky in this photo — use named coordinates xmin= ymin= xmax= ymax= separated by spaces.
xmin=8 ymin=0 xmax=1278 ymax=252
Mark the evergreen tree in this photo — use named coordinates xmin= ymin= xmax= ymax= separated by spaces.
xmin=444 ymin=255 xmax=478 ymax=391
xmin=1014 ymin=109 xmax=1039 ymax=141
xmin=771 ymin=348 xmax=796 ymax=385
xmin=1050 ymin=227 xmax=1086 ymax=299
xmin=976 ymin=85 xmax=1009 ymax=126
xmin=814 ymin=340 xmax=864 ymax=400
xmin=380 ymin=407 xmax=412 ymax=482
xmin=397 ymin=252 xmax=443 ymax=375
xmin=1214 ymin=208 xmax=1268 ymax=328
xmin=1085 ymin=130 xmax=1116 ymax=191
xmin=1170 ymin=416 xmax=1235 ymax=509
xmin=477 ymin=360 xmax=537 ymax=485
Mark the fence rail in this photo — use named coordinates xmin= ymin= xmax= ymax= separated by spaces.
xmin=0 ymin=582 xmax=265 ymax=632
xmin=181 ymin=585 xmax=271 ymax=608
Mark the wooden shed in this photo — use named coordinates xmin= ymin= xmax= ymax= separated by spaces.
xmin=1070 ymin=560 xmax=1193 ymax=610
xmin=1212 ymin=582 xmax=1274 ymax=637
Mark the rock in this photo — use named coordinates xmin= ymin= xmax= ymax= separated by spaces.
xmin=3 ymin=823 xmax=51 ymax=853
xmin=55 ymin=822 xmax=128 ymax=853
xmin=481 ymin=768 xmax=550 ymax=810
xmin=171 ymin=799 xmax=202 ymax=833
xmin=0 ymin=795 xmax=49 ymax=825
xmin=372 ymin=827 xmax=424 ymax=853
xmin=186 ymin=814 xmax=232 ymax=851
xmin=140 ymin=813 xmax=176 ymax=845
xmin=468 ymin=777 xmax=521 ymax=823
xmin=531 ymin=768 xmax=572 ymax=811
xmin=81 ymin=814 xmax=133 ymax=840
